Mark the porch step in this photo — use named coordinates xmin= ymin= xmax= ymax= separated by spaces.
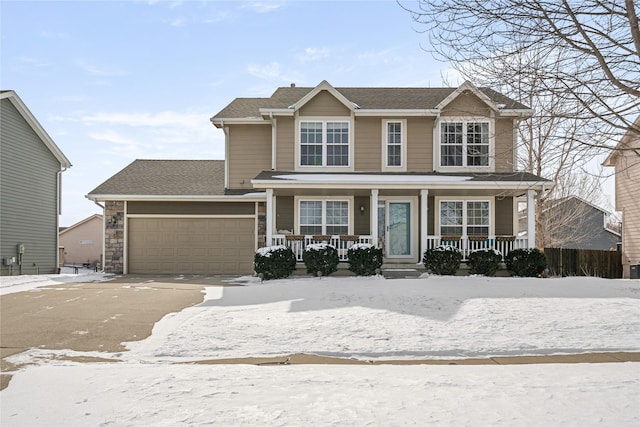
xmin=381 ymin=267 xmax=424 ymax=279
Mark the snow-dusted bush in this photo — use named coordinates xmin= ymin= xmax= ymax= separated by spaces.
xmin=302 ymin=243 xmax=339 ymax=277
xmin=505 ymin=248 xmax=547 ymax=277
xmin=254 ymin=245 xmax=296 ymax=280
xmin=468 ymin=249 xmax=502 ymax=276
xmin=422 ymin=245 xmax=462 ymax=275
xmin=347 ymin=243 xmax=383 ymax=276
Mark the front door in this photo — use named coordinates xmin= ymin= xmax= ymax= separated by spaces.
xmin=378 ymin=200 xmax=413 ymax=258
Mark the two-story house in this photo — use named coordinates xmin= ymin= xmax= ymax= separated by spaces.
xmin=1 ymin=90 xmax=72 ymax=276
xmin=603 ymin=116 xmax=640 ymax=279
xmin=88 ymin=81 xmax=549 ymax=275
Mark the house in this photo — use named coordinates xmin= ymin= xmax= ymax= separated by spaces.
xmin=0 ymin=90 xmax=72 ymax=275
xmin=523 ymin=196 xmax=620 ymax=250
xmin=59 ymin=214 xmax=104 ymax=268
xmin=603 ymin=116 xmax=640 ymax=278
xmin=87 ymin=80 xmax=550 ymax=275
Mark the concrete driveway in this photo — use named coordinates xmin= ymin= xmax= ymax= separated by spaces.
xmin=0 ymin=275 xmax=232 ymax=390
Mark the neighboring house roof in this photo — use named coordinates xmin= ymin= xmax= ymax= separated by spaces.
xmin=0 ymin=90 xmax=72 ymax=168
xmin=87 ymin=159 xmax=233 ymax=198
xmin=211 ymin=80 xmax=531 ymax=122
xmin=59 ymin=214 xmax=103 ymax=236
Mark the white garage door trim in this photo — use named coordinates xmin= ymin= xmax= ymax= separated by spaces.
xmin=126 ymin=215 xmax=256 ymax=275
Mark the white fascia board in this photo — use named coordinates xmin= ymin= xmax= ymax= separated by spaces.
xmin=210 ymin=117 xmax=267 ymax=127
xmin=355 ymin=109 xmax=440 ymax=117
xmin=259 ymin=108 xmax=294 ymax=116
xmin=498 ymin=109 xmax=534 ymax=117
xmin=86 ymin=193 xmax=266 ymax=202
xmin=251 ymin=178 xmax=549 ymax=191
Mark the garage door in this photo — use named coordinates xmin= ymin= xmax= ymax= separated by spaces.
xmin=128 ymin=217 xmax=255 ymax=275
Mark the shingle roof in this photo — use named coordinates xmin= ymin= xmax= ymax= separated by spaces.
xmin=88 ymin=160 xmax=225 ymax=196
xmin=212 ymin=86 xmax=530 ymax=120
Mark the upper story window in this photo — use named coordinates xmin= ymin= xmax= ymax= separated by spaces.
xmin=440 ymin=120 xmax=490 ymax=168
xmin=382 ymin=119 xmax=407 ymax=171
xmin=300 ymin=121 xmax=349 ymax=167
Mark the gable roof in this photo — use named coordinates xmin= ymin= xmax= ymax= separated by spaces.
xmin=603 ymin=115 xmax=640 ymax=166
xmin=0 ymin=90 xmax=72 ymax=168
xmin=87 ymin=160 xmax=226 ymax=198
xmin=211 ymin=81 xmax=531 ymax=124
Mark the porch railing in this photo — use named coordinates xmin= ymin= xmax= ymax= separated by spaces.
xmin=271 ymin=234 xmax=528 ymax=263
xmin=425 ymin=235 xmax=529 ymax=261
xmin=272 ymin=234 xmax=373 ymax=262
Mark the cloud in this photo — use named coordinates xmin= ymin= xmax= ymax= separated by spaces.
xmin=241 ymin=2 xmax=284 ymax=13
xmin=80 ymin=111 xmax=207 ymax=128
xmin=75 ymin=60 xmax=126 ymax=77
xmin=170 ymin=17 xmax=186 ymax=27
xmin=298 ymin=47 xmax=330 ymax=62
xmin=88 ymin=130 xmax=137 ymax=146
xmin=19 ymin=56 xmax=51 ymax=68
xmin=247 ymin=62 xmax=301 ymax=83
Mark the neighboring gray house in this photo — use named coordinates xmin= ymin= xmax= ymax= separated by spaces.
xmin=1 ymin=90 xmax=72 ymax=275
xmin=527 ymin=196 xmax=621 ymax=251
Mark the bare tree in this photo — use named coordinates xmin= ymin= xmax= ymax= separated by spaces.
xmin=401 ymin=0 xmax=640 ymax=148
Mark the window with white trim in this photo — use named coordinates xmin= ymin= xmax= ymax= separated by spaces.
xmin=386 ymin=121 xmax=402 ymax=167
xmin=440 ymin=200 xmax=490 ymax=236
xmin=300 ymin=121 xmax=349 ymax=167
xmin=440 ymin=121 xmax=490 ymax=167
xmin=299 ymin=200 xmax=349 ymax=235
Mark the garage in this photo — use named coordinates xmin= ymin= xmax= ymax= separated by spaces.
xmin=128 ymin=217 xmax=255 ymax=275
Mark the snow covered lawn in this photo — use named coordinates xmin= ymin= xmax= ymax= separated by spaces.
xmin=2 ymin=273 xmax=639 ymax=426
xmin=125 ymin=275 xmax=640 ymax=362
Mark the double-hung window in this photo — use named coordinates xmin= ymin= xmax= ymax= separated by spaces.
xmin=440 ymin=121 xmax=490 ymax=167
xmin=440 ymin=200 xmax=490 ymax=236
xmin=299 ymin=200 xmax=349 ymax=235
xmin=300 ymin=121 xmax=349 ymax=167
xmin=386 ymin=121 xmax=402 ymax=167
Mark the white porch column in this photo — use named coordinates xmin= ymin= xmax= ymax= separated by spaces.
xmin=420 ymin=189 xmax=429 ymax=258
xmin=526 ymin=189 xmax=536 ymax=248
xmin=370 ymin=189 xmax=379 ymax=247
xmin=266 ymin=188 xmax=274 ymax=246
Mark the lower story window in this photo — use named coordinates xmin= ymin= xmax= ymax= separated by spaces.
xmin=299 ymin=200 xmax=349 ymax=235
xmin=440 ymin=200 xmax=489 ymax=236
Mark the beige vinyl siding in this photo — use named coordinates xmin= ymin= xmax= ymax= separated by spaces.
xmin=407 ymin=117 xmax=434 ymax=172
xmin=1 ymin=98 xmax=61 ymax=275
xmin=275 ymin=117 xmax=295 ymax=170
xmin=354 ymin=117 xmax=381 ymax=171
xmin=441 ymin=94 xmax=492 ymax=117
xmin=615 ymin=138 xmax=640 ymax=276
xmin=128 ymin=201 xmax=255 ymax=215
xmin=227 ymin=124 xmax=271 ymax=189
xmin=495 ymin=197 xmax=514 ymax=235
xmin=59 ymin=216 xmax=103 ymax=266
xmin=298 ymin=90 xmax=351 ymax=116
xmin=494 ymin=119 xmax=516 ymax=172
xmin=354 ymin=196 xmax=370 ymax=236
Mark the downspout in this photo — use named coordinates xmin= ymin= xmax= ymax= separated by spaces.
xmin=222 ymin=121 xmax=229 ymax=189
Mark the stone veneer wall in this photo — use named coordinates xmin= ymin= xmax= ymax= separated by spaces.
xmin=104 ymin=201 xmax=124 ymax=274
xmin=257 ymin=202 xmax=266 ymax=248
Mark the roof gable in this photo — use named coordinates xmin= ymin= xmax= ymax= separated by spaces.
xmin=603 ymin=115 xmax=640 ymax=166
xmin=287 ymin=80 xmax=356 ymax=112
xmin=0 ymin=90 xmax=71 ymax=168
xmin=59 ymin=214 xmax=103 ymax=235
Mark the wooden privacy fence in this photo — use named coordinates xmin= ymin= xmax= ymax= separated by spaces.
xmin=544 ymin=248 xmax=622 ymax=278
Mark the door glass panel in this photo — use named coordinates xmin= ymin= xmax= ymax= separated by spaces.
xmin=388 ymin=202 xmax=411 ymax=256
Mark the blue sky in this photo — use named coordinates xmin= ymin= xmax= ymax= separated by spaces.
xmin=3 ymin=0 xmax=614 ymax=227
xmin=2 ymin=0 xmax=460 ymax=226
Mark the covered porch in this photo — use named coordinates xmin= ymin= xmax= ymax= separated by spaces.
xmin=255 ymin=171 xmax=547 ymax=265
